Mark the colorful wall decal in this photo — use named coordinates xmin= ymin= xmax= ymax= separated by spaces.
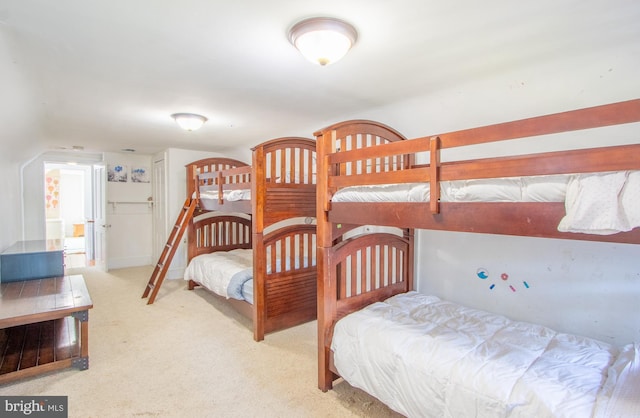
xmin=476 ymin=268 xmax=489 ymax=279
xmin=476 ymin=268 xmax=531 ymax=293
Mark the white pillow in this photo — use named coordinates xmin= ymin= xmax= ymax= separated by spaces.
xmin=621 ymin=171 xmax=640 ymax=229
xmin=558 ymin=172 xmax=630 ymax=234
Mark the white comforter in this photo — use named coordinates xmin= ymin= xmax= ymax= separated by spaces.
xmin=332 ymin=292 xmax=638 ymax=418
xmin=183 ymin=249 xmax=253 ymax=301
xmin=199 ymin=189 xmax=251 ymax=201
xmin=193 ymin=189 xmax=251 ymax=211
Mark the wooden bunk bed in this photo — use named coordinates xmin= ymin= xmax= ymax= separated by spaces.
xmin=315 ymin=99 xmax=640 ymax=417
xmin=184 ymin=137 xmax=317 ymax=341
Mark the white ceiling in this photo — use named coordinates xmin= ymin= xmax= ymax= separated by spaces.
xmin=0 ymin=0 xmax=638 ymax=156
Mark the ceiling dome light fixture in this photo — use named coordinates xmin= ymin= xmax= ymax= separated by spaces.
xmin=171 ymin=113 xmax=208 ymax=131
xmin=288 ymin=17 xmax=358 ymax=66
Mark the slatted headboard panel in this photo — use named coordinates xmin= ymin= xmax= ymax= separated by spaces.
xmin=188 ymin=214 xmax=252 ymax=260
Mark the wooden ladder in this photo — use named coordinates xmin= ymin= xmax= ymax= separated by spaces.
xmin=142 ymin=197 xmax=197 ymax=304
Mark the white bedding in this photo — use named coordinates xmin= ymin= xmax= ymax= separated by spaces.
xmin=331 ymin=172 xmax=640 ymax=235
xmin=332 ymin=291 xmax=639 ymax=418
xmin=331 ymin=175 xmax=569 ymax=203
xmin=183 ymin=249 xmax=254 ymax=303
xmin=197 ymin=189 xmax=251 ymax=211
xmin=201 ymin=189 xmax=251 ymax=202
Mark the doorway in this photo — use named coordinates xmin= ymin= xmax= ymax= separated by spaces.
xmin=44 ymin=163 xmax=94 ymax=269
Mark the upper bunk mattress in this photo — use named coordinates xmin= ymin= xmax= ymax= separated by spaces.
xmin=198 ymin=189 xmax=251 ymax=205
xmin=332 ymin=174 xmax=572 ymax=203
xmin=332 ymin=291 xmax=639 ymax=418
xmin=331 ymin=171 xmax=640 ymax=235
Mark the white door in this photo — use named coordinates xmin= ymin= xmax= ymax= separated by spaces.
xmin=152 ymin=157 xmax=167 ymax=263
xmin=92 ymin=164 xmax=108 ymax=271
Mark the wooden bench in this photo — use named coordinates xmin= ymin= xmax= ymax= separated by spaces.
xmin=0 ymin=275 xmax=93 ymax=385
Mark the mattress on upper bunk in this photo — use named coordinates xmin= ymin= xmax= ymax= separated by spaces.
xmin=332 ymin=175 xmax=567 ymax=203
xmin=331 ymin=171 xmax=640 ymax=235
xmin=331 ymin=291 xmax=639 ymax=418
xmin=197 ymin=189 xmax=251 ymax=210
xmin=184 ymin=248 xmax=254 ymax=303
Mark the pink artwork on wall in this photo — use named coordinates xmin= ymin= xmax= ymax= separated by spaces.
xmin=45 ymin=176 xmax=60 ymax=209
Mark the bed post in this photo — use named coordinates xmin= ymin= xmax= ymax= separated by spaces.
xmin=317 ymin=246 xmax=337 ymax=391
xmin=186 ymin=163 xmax=196 ymax=199
xmin=405 ymin=228 xmax=415 ymax=291
xmin=316 ymin=128 xmax=339 ymax=391
xmin=429 ymin=136 xmax=441 ymax=214
xmin=252 ymin=144 xmax=266 ymax=342
xmin=186 ymin=163 xmax=198 ymax=263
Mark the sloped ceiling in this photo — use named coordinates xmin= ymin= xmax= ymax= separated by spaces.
xmin=0 ymin=0 xmax=638 ymax=157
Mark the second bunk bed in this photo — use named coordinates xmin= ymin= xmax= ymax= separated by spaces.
xmin=184 ymin=137 xmax=317 ymax=341
xmin=314 ymin=99 xmax=640 ymax=417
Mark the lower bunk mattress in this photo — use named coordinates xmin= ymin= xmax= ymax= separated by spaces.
xmin=331 ymin=291 xmax=639 ymax=418
xmin=184 ymin=249 xmax=254 ymax=304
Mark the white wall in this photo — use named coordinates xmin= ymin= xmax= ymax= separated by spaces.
xmin=0 ymin=25 xmax=43 ymax=165
xmin=337 ymin=44 xmax=640 ymax=347
xmin=0 ymin=159 xmax=22 ymax=253
xmin=416 ymin=231 xmax=640 ymax=346
xmin=0 ymin=26 xmax=43 ymax=251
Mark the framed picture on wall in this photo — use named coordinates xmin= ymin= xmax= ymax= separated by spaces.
xmin=108 ymin=164 xmax=128 ymax=182
xmin=131 ymin=166 xmax=150 ymax=183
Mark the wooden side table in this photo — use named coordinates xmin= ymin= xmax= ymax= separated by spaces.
xmin=0 ymin=275 xmax=93 ymax=385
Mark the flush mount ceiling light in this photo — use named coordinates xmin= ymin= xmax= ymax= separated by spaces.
xmin=288 ymin=17 xmax=358 ymax=66
xmin=171 ymin=113 xmax=208 ymax=131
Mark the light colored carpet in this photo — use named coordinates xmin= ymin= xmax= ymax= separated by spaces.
xmin=0 ymin=266 xmax=403 ymax=418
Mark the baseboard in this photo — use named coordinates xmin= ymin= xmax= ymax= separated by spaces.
xmin=165 ymin=267 xmax=185 ymax=280
xmin=107 ymin=256 xmax=152 ymax=270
